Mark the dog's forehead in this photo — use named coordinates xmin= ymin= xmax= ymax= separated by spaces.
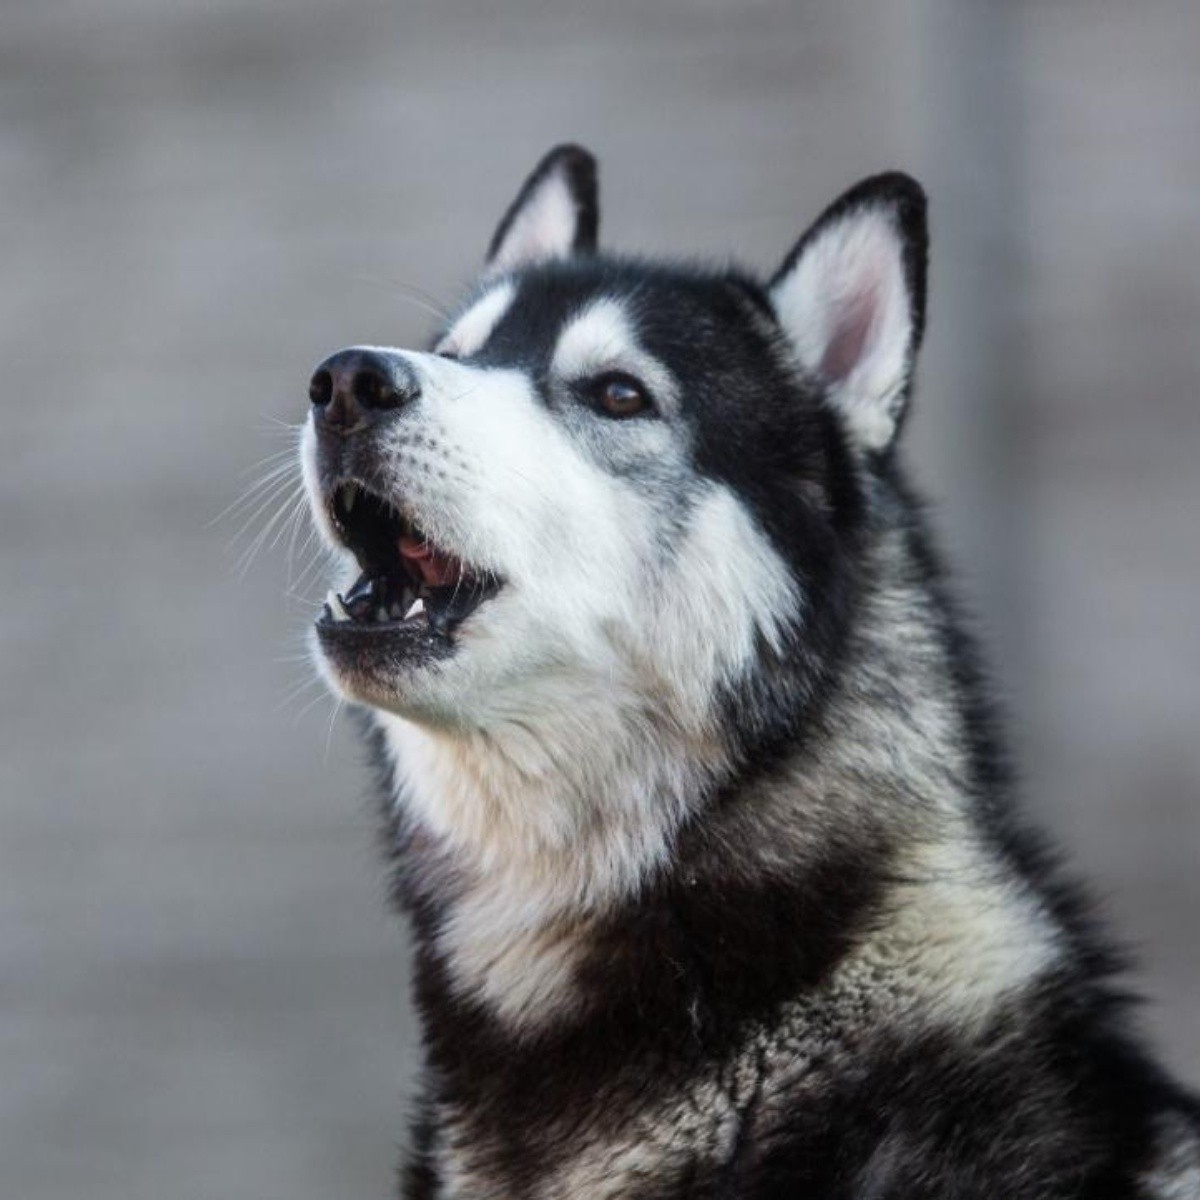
xmin=444 ymin=261 xmax=770 ymax=374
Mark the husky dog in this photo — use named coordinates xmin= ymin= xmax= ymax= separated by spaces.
xmin=299 ymin=145 xmax=1199 ymax=1197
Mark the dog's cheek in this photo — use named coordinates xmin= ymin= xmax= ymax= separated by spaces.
xmin=636 ymin=487 xmax=799 ymax=724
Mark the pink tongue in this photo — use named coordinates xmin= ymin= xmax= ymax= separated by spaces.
xmin=399 ymin=533 xmax=463 ymax=587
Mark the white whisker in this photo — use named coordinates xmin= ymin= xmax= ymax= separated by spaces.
xmin=349 ymin=273 xmax=452 ymax=323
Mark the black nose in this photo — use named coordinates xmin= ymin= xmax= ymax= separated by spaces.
xmin=308 ymin=347 xmax=421 ymax=433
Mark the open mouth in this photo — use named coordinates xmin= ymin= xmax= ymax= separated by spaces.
xmin=316 ymin=481 xmax=502 ymax=640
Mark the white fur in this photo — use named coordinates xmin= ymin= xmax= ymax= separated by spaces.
xmin=771 ymin=205 xmax=913 ymax=450
xmin=487 ymin=161 xmax=582 ymax=274
xmin=434 ymin=282 xmax=515 ymax=359
xmin=844 ymin=829 xmax=1059 ymax=1032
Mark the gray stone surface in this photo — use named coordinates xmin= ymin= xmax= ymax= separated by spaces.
xmin=2 ymin=2 xmax=1196 ymax=1196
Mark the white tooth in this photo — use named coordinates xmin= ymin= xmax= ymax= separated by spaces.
xmin=343 ymin=483 xmax=358 ymax=512
xmin=376 ymin=605 xmax=389 ymax=622
xmin=390 ymin=602 xmax=404 ymax=619
xmin=405 ymin=598 xmax=425 ymax=619
xmin=326 ymin=591 xmax=351 ymax=623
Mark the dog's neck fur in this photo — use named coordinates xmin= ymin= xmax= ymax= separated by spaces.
xmin=381 ymin=673 xmax=726 ymax=907
xmin=374 ymin=516 xmax=1007 ymax=1033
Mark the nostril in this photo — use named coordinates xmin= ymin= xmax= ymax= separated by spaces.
xmin=309 ymin=347 xmax=420 ymax=425
xmin=309 ymin=369 xmax=333 ymax=407
xmin=352 ymin=369 xmax=393 ymax=410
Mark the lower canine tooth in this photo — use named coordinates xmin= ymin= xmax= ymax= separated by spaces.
xmin=376 ymin=605 xmax=389 ymax=622
xmin=405 ymin=598 xmax=425 ymax=619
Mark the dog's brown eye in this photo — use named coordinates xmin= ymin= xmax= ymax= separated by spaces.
xmin=593 ymin=375 xmax=650 ymax=419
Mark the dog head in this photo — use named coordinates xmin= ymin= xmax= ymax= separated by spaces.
xmin=301 ymin=145 xmax=927 ymax=805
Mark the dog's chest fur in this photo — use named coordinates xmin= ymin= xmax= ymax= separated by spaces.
xmin=386 ymin=636 xmax=1071 ymax=1197
xmin=401 ymin=838 xmax=1068 ymax=1200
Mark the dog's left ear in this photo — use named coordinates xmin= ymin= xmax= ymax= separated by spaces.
xmin=485 ymin=144 xmax=599 ymax=274
xmin=769 ymin=173 xmax=927 ymax=452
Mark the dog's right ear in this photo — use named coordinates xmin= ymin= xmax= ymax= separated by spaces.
xmin=769 ymin=173 xmax=928 ymax=453
xmin=484 ymin=144 xmax=599 ymax=275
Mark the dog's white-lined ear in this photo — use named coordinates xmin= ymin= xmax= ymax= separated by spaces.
xmin=769 ymin=173 xmax=928 ymax=452
xmin=485 ymin=144 xmax=599 ymax=275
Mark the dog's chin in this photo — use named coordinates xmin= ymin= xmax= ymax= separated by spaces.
xmin=313 ymin=599 xmax=489 ymax=721
xmin=315 ymin=616 xmax=449 ymax=697
xmin=314 ymin=585 xmax=547 ymax=726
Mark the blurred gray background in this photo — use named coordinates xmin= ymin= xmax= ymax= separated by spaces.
xmin=3 ymin=2 xmax=1197 ymax=1197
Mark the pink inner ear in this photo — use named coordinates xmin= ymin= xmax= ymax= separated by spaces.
xmin=819 ymin=282 xmax=880 ymax=382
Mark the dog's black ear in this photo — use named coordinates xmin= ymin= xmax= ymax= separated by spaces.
xmin=769 ymin=173 xmax=927 ymax=452
xmin=485 ymin=144 xmax=599 ymax=274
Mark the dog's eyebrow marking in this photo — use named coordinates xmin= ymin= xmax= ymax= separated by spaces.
xmin=551 ymin=298 xmax=678 ymax=412
xmin=552 ymin=299 xmax=636 ymax=378
xmin=436 ymin=282 xmax=516 ymax=359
